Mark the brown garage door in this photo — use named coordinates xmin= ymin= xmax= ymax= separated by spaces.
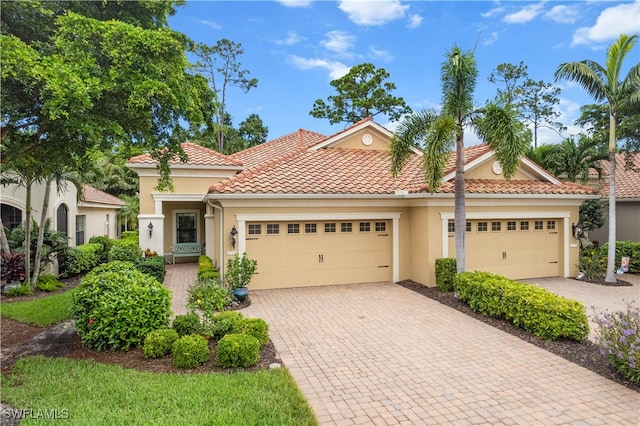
xmin=449 ymin=219 xmax=561 ymax=279
xmin=246 ymin=220 xmax=392 ymax=289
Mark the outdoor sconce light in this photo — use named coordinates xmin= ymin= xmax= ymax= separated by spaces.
xmin=148 ymin=221 xmax=154 ymax=238
xmin=572 ymin=222 xmax=583 ymax=239
xmin=230 ymin=225 xmax=238 ymax=249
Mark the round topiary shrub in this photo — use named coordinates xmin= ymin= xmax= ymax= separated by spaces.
xmin=143 ymin=328 xmax=179 ymax=359
xmin=172 ymin=312 xmax=202 ymax=337
xmin=217 ymin=333 xmax=260 ymax=368
xmin=209 ymin=311 xmax=244 ymax=340
xmin=172 ymin=334 xmax=210 ymax=368
xmin=233 ymin=318 xmax=269 ymax=348
xmin=107 ymin=240 xmax=142 ymax=262
xmin=70 ymin=262 xmax=172 ymax=351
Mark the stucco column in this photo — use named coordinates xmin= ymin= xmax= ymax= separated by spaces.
xmin=138 ymin=214 xmax=164 ymax=256
xmin=205 ymin=204 xmax=215 ymax=262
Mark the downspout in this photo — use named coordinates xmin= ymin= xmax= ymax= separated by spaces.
xmin=206 ymin=198 xmax=225 ymax=277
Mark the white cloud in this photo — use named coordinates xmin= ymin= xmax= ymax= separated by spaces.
xmin=544 ymin=5 xmax=580 ymax=24
xmin=195 ymin=19 xmax=222 ymax=30
xmin=407 ymin=14 xmax=423 ymax=29
xmin=278 ymin=0 xmax=313 ymax=7
xmin=503 ymin=3 xmax=544 ymax=24
xmin=320 ymin=30 xmax=356 ymax=57
xmin=483 ymin=31 xmax=499 ymax=46
xmin=368 ymin=46 xmax=393 ymax=62
xmin=572 ymin=1 xmax=640 ymax=46
xmin=481 ymin=6 xmax=505 ymax=18
xmin=274 ymin=31 xmax=305 ymax=46
xmin=289 ymin=55 xmax=351 ymax=80
xmin=338 ymin=0 xmax=409 ymax=26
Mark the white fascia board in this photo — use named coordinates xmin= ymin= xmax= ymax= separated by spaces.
xmin=440 ymin=211 xmax=571 ymax=220
xmin=152 ymin=193 xmax=208 ymax=203
xmin=78 ymin=202 xmax=124 ymax=209
xmin=519 ymin=157 xmax=562 ymax=184
xmin=442 ymin=151 xmax=495 ymax=182
xmin=236 ymin=212 xmax=401 ymax=222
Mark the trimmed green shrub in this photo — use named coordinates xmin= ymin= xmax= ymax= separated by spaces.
xmin=579 ymin=247 xmax=605 ymax=279
xmin=187 ymin=280 xmax=233 ymax=334
xmin=35 ymin=274 xmax=65 ymax=292
xmin=172 ymin=334 xmax=210 ymax=368
xmin=217 ymin=333 xmax=260 ymax=368
xmin=70 ymin=262 xmax=172 ymax=351
xmin=88 ymin=236 xmax=113 ymax=264
xmin=172 ymin=312 xmax=202 ymax=337
xmin=136 ymin=256 xmax=166 ymax=282
xmin=108 ymin=239 xmax=142 ymax=263
xmin=233 ymin=317 xmax=269 ymax=348
xmin=121 ymin=230 xmax=139 ymax=242
xmin=143 ymin=328 xmax=179 ymax=359
xmin=454 ymin=271 xmax=589 ymax=341
xmin=64 ymin=243 xmax=102 ymax=275
xmin=435 ymin=258 xmax=457 ymax=292
xmin=197 ymin=255 xmax=219 ymax=282
xmin=598 ymin=241 xmax=640 ymax=274
xmin=208 ymin=311 xmax=244 ymax=340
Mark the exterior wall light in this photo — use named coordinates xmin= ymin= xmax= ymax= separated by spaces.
xmin=572 ymin=222 xmax=583 ymax=239
xmin=230 ymin=225 xmax=238 ymax=249
xmin=148 ymin=221 xmax=154 ymax=238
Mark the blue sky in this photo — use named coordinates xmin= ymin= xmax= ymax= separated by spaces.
xmin=168 ymin=1 xmax=640 ymax=146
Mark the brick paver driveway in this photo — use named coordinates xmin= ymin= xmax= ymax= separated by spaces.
xmin=243 ymin=283 xmax=639 ymax=425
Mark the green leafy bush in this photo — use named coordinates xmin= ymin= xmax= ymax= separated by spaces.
xmin=35 ymin=274 xmax=65 ymax=292
xmin=454 ymin=271 xmax=589 ymax=341
xmin=592 ymin=302 xmax=640 ymax=385
xmin=578 ymin=248 xmax=605 ymax=279
xmin=70 ymin=261 xmax=171 ymax=351
xmin=143 ymin=328 xmax=179 ymax=359
xmin=598 ymin=241 xmax=640 ymax=274
xmin=233 ymin=317 xmax=269 ymax=348
xmin=435 ymin=258 xmax=457 ymax=292
xmin=121 ymin=231 xmax=139 ymax=243
xmin=108 ymin=239 xmax=142 ymax=263
xmin=209 ymin=311 xmax=244 ymax=340
xmin=136 ymin=256 xmax=166 ymax=282
xmin=88 ymin=236 xmax=114 ymax=264
xmin=62 ymin=243 xmax=103 ymax=275
xmin=197 ymin=255 xmax=219 ymax=282
xmin=172 ymin=312 xmax=202 ymax=337
xmin=172 ymin=334 xmax=210 ymax=368
xmin=187 ymin=280 xmax=233 ymax=334
xmin=217 ymin=333 xmax=260 ymax=368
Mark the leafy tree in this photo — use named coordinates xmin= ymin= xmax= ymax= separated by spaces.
xmin=238 ymin=114 xmax=269 ymax=148
xmin=310 ymin=63 xmax=412 ymax=125
xmin=576 ymin=102 xmax=640 ymax=152
xmin=579 ymin=198 xmax=607 ymax=243
xmin=488 ymin=61 xmax=528 ymax=106
xmin=555 ymin=33 xmax=640 ymax=283
xmin=118 ymin=195 xmax=140 ymax=232
xmin=193 ymin=39 xmax=258 ymax=153
xmin=78 ymin=149 xmax=139 ymax=198
xmin=534 ymin=135 xmax=608 ymax=184
xmin=391 ymin=45 xmax=529 ymax=273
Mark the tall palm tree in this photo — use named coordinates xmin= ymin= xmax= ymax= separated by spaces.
xmin=555 ymin=34 xmax=640 ymax=283
xmin=533 ymin=135 xmax=608 ymax=183
xmin=391 ymin=44 xmax=529 ymax=273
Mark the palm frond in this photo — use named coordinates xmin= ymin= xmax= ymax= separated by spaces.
xmin=389 ymin=109 xmax=437 ymax=177
xmin=554 ymin=61 xmax=607 ymax=101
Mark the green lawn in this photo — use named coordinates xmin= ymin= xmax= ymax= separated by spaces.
xmin=1 ymin=288 xmax=76 ymax=326
xmin=2 ymin=356 xmax=317 ymax=425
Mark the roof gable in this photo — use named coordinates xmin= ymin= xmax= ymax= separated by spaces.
xmin=80 ymin=185 xmax=125 ymax=206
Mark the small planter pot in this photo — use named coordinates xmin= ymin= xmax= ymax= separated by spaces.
xmin=232 ymin=287 xmax=249 ymax=302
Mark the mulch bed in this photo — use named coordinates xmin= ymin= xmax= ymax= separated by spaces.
xmin=397 ymin=280 xmax=639 ymax=393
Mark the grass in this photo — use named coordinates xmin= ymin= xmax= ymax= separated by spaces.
xmin=1 ymin=288 xmax=77 ymax=326
xmin=2 ymin=356 xmax=318 ymax=425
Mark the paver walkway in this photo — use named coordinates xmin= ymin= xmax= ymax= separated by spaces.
xmin=163 ymin=263 xmax=197 ymax=317
xmin=163 ymin=267 xmax=640 ymax=424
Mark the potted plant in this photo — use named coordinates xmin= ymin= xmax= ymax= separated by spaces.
xmin=224 ymin=252 xmax=257 ymax=302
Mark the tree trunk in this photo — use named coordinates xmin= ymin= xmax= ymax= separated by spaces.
xmin=454 ymin=131 xmax=466 ymax=273
xmin=0 ymin=218 xmax=10 ymax=254
xmin=31 ymin=177 xmax=53 ymax=285
xmin=604 ymin=114 xmax=617 ymax=283
xmin=24 ymin=180 xmax=33 ymax=288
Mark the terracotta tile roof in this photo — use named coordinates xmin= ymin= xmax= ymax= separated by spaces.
xmin=127 ymin=142 xmax=242 ymax=167
xmin=443 ymin=144 xmax=492 ymax=175
xmin=595 ymin=152 xmax=640 ymax=199
xmin=229 ymin=129 xmax=328 ymax=168
xmin=81 ymin=185 xmax=125 ymax=206
xmin=431 ymin=179 xmax=595 ymax=195
xmin=209 ymin=148 xmax=423 ymax=194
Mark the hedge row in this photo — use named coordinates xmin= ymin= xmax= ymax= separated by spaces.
xmin=454 ymin=271 xmax=589 ymax=341
xmin=198 ymin=255 xmax=219 ymax=282
xmin=598 ymin=241 xmax=640 ymax=274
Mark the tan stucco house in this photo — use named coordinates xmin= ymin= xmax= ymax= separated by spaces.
xmin=127 ymin=118 xmax=595 ymax=289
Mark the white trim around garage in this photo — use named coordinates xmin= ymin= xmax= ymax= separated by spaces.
xmin=235 ymin=212 xmax=402 ymax=282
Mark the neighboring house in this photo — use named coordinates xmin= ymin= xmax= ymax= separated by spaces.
xmin=1 ymin=181 xmax=125 ymax=245
xmin=588 ymin=152 xmax=640 ymax=244
xmin=127 ymin=118 xmax=595 ymax=289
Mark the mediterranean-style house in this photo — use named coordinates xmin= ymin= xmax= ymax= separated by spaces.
xmin=1 ymin=181 xmax=125 ymax=245
xmin=127 ymin=118 xmax=595 ymax=289
xmin=589 ymin=152 xmax=640 ymax=245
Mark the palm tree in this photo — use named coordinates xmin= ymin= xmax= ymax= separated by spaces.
xmin=554 ymin=34 xmax=640 ymax=283
xmin=533 ymin=135 xmax=608 ymax=183
xmin=391 ymin=44 xmax=529 ymax=273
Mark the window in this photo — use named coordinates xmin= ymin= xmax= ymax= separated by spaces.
xmin=305 ymin=223 xmax=317 ymax=234
xmin=359 ymin=222 xmax=371 ymax=232
xmin=341 ymin=222 xmax=352 ymax=233
xmin=547 ymin=220 xmax=556 ymax=230
xmin=76 ymin=215 xmax=86 ymax=245
xmin=324 ymin=223 xmax=336 ymax=233
xmin=1 ymin=204 xmax=22 ymax=230
xmin=466 ymin=222 xmax=472 ymax=232
xmin=176 ymin=212 xmax=197 ymax=243
xmin=477 ymin=222 xmax=488 ymax=232
xmin=520 ymin=221 xmax=529 ymax=231
xmin=375 ymin=222 xmax=386 ymax=232
xmin=507 ymin=221 xmax=517 ymax=231
xmin=448 ymin=221 xmax=455 ymax=233
xmin=248 ymin=224 xmax=261 ymax=235
xmin=534 ymin=220 xmax=544 ymax=230
xmin=287 ymin=223 xmax=300 ymax=234
xmin=56 ymin=204 xmax=69 ymax=236
xmin=491 ymin=221 xmax=502 ymax=232
xmin=266 ymin=223 xmax=280 ymax=235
